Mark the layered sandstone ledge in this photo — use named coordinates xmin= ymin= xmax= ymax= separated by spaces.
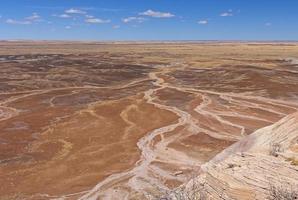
xmin=184 ymin=112 xmax=298 ymax=200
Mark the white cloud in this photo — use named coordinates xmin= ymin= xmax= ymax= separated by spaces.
xmin=5 ymin=12 xmax=42 ymax=25
xmin=122 ymin=17 xmax=145 ymax=23
xmin=65 ymin=26 xmax=71 ymax=29
xmin=265 ymin=22 xmax=272 ymax=26
xmin=25 ymin=13 xmax=40 ymax=21
xmin=220 ymin=10 xmax=233 ymax=17
xmin=85 ymin=18 xmax=111 ymax=24
xmin=65 ymin=8 xmax=86 ymax=14
xmin=113 ymin=25 xmax=120 ymax=29
xmin=220 ymin=13 xmax=233 ymax=17
xmin=85 ymin=15 xmax=94 ymax=19
xmin=58 ymin=14 xmax=72 ymax=18
xmin=198 ymin=20 xmax=208 ymax=25
xmin=139 ymin=9 xmax=174 ymax=18
xmin=6 ymin=19 xmax=31 ymax=25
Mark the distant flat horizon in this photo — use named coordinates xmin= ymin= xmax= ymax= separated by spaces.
xmin=1 ymin=0 xmax=298 ymax=40
xmin=1 ymin=40 xmax=298 ymax=43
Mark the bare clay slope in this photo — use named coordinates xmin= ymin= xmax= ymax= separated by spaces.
xmin=0 ymin=42 xmax=298 ymax=200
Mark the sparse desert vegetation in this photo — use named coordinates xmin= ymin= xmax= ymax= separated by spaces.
xmin=286 ymin=157 xmax=298 ymax=166
xmin=268 ymin=183 xmax=298 ymax=200
xmin=269 ymin=142 xmax=283 ymax=157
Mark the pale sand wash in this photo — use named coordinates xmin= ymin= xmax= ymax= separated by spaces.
xmin=0 ymin=106 xmax=18 ymax=122
xmin=76 ymin=64 xmax=298 ymax=200
xmin=2 ymin=68 xmax=297 ymax=199
xmin=78 ymin=67 xmax=197 ymax=200
xmin=1 ymin=43 xmax=298 ymax=200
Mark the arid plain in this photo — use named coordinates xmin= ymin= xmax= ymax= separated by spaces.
xmin=0 ymin=41 xmax=298 ymax=200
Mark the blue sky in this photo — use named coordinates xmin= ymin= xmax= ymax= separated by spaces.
xmin=0 ymin=0 xmax=297 ymax=40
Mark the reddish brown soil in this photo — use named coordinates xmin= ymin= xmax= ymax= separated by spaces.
xmin=0 ymin=42 xmax=298 ymax=199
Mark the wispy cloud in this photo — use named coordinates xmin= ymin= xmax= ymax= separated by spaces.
xmin=54 ymin=13 xmax=72 ymax=18
xmin=220 ymin=9 xmax=233 ymax=17
xmin=65 ymin=8 xmax=86 ymax=14
xmin=139 ymin=9 xmax=174 ymax=18
xmin=113 ymin=25 xmax=120 ymax=29
xmin=6 ymin=12 xmax=42 ymax=25
xmin=85 ymin=18 xmax=111 ymax=24
xmin=198 ymin=20 xmax=208 ymax=25
xmin=54 ymin=8 xmax=87 ymax=19
xmin=25 ymin=13 xmax=41 ymax=21
xmin=265 ymin=22 xmax=272 ymax=26
xmin=85 ymin=15 xmax=94 ymax=19
xmin=65 ymin=25 xmax=71 ymax=29
xmin=6 ymin=19 xmax=32 ymax=25
xmin=122 ymin=17 xmax=145 ymax=23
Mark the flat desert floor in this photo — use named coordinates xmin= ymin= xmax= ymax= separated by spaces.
xmin=0 ymin=41 xmax=298 ymax=199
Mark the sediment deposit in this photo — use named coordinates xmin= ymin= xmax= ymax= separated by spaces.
xmin=0 ymin=41 xmax=298 ymax=199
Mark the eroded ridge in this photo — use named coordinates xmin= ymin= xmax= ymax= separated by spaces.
xmin=78 ymin=63 xmax=298 ymax=200
xmin=189 ymin=111 xmax=298 ymax=200
xmin=0 ymin=42 xmax=298 ymax=200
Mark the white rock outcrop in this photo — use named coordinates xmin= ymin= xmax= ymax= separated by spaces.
xmin=187 ymin=112 xmax=298 ymax=200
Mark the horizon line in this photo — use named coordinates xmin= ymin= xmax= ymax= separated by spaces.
xmin=1 ymin=39 xmax=298 ymax=43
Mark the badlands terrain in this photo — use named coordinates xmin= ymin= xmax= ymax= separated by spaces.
xmin=0 ymin=41 xmax=298 ymax=200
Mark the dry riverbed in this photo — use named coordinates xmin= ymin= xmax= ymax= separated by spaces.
xmin=0 ymin=41 xmax=298 ymax=199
